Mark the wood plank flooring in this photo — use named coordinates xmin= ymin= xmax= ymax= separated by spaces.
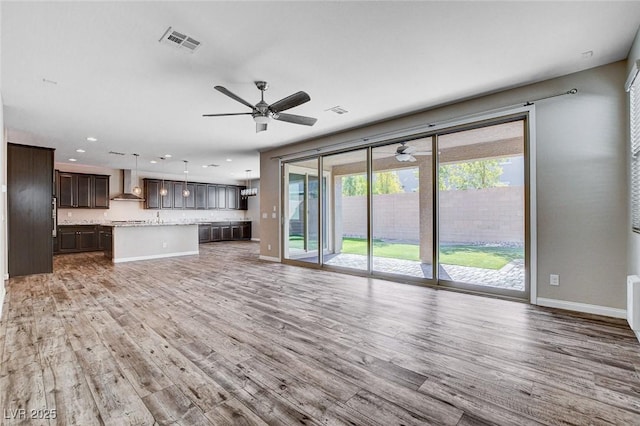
xmin=1 ymin=241 xmax=640 ymax=425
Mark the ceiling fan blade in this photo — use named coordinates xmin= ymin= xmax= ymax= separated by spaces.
xmin=256 ymin=123 xmax=268 ymax=133
xmin=269 ymin=91 xmax=311 ymax=113
xmin=274 ymin=112 xmax=317 ymax=126
xmin=202 ymin=112 xmax=253 ymax=117
xmin=409 ymin=155 xmax=417 ymax=162
xmin=403 ymin=145 xmax=417 ymax=154
xmin=214 ymin=86 xmax=256 ymax=110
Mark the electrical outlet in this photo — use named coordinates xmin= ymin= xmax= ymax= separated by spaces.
xmin=67 ymin=212 xmax=72 ymax=217
xmin=262 ymin=212 xmax=267 ymax=219
xmin=550 ymin=274 xmax=559 ymax=286
xmin=268 ymin=244 xmax=271 ymax=251
xmin=162 ymin=242 xmax=168 ymax=248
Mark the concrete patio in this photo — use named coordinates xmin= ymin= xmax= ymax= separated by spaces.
xmin=324 ymin=253 xmax=525 ymax=291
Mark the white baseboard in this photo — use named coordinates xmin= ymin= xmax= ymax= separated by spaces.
xmin=113 ymin=250 xmax=199 ymax=264
xmin=536 ymin=297 xmax=627 ymax=319
xmin=259 ymin=255 xmax=280 ymax=262
xmin=251 ymin=238 xmax=260 ymax=242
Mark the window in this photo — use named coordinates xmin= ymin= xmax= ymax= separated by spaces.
xmin=628 ymin=60 xmax=640 ymax=232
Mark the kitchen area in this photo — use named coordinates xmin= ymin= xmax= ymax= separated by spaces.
xmin=7 ymin=143 xmax=256 ymax=277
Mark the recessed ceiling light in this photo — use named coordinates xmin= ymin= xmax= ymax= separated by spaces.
xmin=164 ymin=154 xmax=172 ymax=158
xmin=69 ymin=158 xmax=77 ymax=162
xmin=76 ymin=149 xmax=85 ymax=153
xmin=150 ymin=160 xmax=157 ymax=164
xmin=86 ymin=137 xmax=97 ymax=142
xmin=226 ymin=158 xmax=232 ymax=162
xmin=202 ymin=165 xmax=208 ymax=168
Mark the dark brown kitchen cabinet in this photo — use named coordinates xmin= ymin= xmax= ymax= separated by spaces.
xmin=56 ymin=171 xmax=110 ymax=209
xmin=56 ymin=225 xmax=99 ymax=253
xmin=144 ymin=179 xmax=161 ymax=209
xmin=172 ymin=181 xmax=184 ymax=208
xmin=198 ymin=224 xmax=211 ymax=243
xmin=195 ymin=184 xmax=207 ymax=209
xmin=143 ymin=179 xmax=247 ymax=210
xmin=8 ymin=143 xmax=55 ymax=277
xmin=160 ymin=182 xmax=172 ymax=208
xmin=171 ymin=182 xmax=195 ymax=208
xmin=220 ymin=223 xmax=232 ymax=240
xmin=94 ymin=176 xmax=110 ymax=208
xmin=198 ymin=221 xmax=251 ymax=243
xmin=217 ymin=185 xmax=227 ymax=209
xmin=227 ymin=186 xmax=239 ymax=210
xmin=207 ymin=184 xmax=217 ymax=209
xmin=101 ymin=226 xmax=113 ymax=259
xmin=210 ymin=225 xmax=222 ymax=241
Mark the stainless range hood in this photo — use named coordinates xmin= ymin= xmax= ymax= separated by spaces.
xmin=111 ymin=169 xmax=145 ymax=201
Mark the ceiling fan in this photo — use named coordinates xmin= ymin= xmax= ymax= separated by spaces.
xmin=393 ymin=142 xmax=435 ymax=162
xmin=203 ymin=81 xmax=317 ymax=133
xmin=396 ymin=142 xmax=418 ymax=162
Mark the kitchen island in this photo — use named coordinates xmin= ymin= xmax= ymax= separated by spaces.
xmin=105 ymin=222 xmax=199 ymax=263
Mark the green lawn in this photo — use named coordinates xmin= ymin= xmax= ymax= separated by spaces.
xmin=439 ymin=244 xmax=523 ymax=269
xmin=289 ymin=236 xmax=523 ymax=269
xmin=339 ymin=237 xmax=522 ymax=269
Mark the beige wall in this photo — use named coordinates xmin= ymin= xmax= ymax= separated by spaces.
xmin=261 ymin=61 xmax=628 ymax=310
xmin=0 ymin=93 xmax=5 ymax=312
xmin=628 ymin=26 xmax=640 ymax=282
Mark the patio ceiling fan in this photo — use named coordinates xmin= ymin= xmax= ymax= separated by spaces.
xmin=203 ymin=81 xmax=317 ymax=133
xmin=396 ymin=142 xmax=418 ymax=162
xmin=393 ymin=142 xmax=434 ymax=162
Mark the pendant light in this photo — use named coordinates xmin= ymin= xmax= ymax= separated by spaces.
xmin=182 ymin=160 xmax=190 ymax=197
xmin=241 ymin=169 xmax=258 ymax=198
xmin=159 ymin=157 xmax=168 ymax=196
xmin=132 ymin=153 xmax=142 ymax=196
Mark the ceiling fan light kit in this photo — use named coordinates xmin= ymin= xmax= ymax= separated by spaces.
xmin=203 ymin=81 xmax=317 ymax=133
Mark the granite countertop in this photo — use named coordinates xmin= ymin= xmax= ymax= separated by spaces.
xmin=59 ymin=219 xmax=251 ymax=227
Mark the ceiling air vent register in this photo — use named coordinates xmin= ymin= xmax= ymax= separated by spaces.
xmin=159 ymin=26 xmax=201 ymax=53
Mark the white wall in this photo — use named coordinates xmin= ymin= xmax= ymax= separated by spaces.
xmin=261 ymin=61 xmax=628 ymax=312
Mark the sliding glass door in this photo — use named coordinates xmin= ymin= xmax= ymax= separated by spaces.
xmin=437 ymin=119 xmax=526 ymax=295
xmin=283 ymin=159 xmax=320 ymax=264
xmin=281 ymin=114 xmax=529 ymax=299
xmin=371 ymin=137 xmax=434 ymax=279
xmin=321 ymin=149 xmax=369 ymax=271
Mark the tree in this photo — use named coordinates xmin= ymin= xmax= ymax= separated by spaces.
xmin=373 ymin=171 xmax=403 ymax=195
xmin=342 ymin=174 xmax=367 ymax=196
xmin=439 ymin=159 xmax=504 ymax=190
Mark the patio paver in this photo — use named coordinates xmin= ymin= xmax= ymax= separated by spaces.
xmin=324 ymin=254 xmax=524 ymax=291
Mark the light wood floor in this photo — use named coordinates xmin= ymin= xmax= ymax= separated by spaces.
xmin=1 ymin=242 xmax=640 ymax=425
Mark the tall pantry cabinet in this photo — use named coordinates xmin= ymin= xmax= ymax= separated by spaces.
xmin=7 ymin=143 xmax=55 ymax=277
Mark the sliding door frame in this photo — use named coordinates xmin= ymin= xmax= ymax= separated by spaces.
xmin=279 ymin=105 xmax=537 ymax=302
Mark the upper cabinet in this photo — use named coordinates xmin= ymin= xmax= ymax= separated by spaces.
xmin=143 ymin=179 xmax=248 ymax=210
xmin=56 ymin=171 xmax=110 ymax=209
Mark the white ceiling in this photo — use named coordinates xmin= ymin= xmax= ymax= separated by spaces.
xmin=2 ymin=1 xmax=639 ymax=183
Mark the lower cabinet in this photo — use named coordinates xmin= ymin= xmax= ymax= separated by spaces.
xmin=198 ymin=221 xmax=251 ymax=243
xmin=55 ymin=225 xmax=106 ymax=253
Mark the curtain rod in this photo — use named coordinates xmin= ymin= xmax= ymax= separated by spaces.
xmin=272 ymin=88 xmax=578 ymax=161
